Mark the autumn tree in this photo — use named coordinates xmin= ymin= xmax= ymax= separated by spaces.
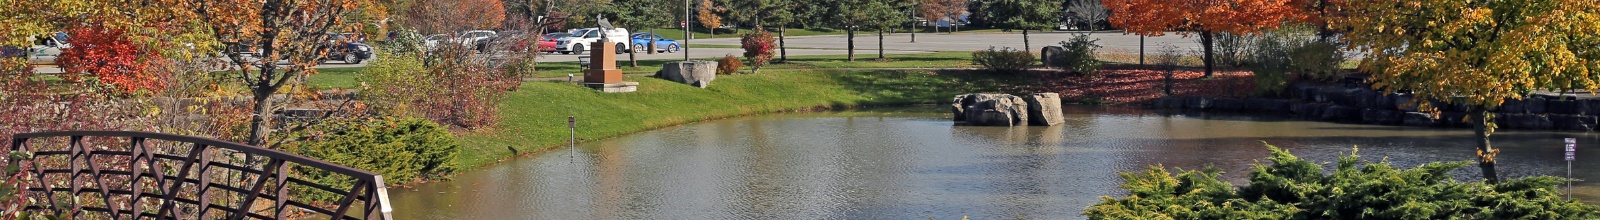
xmin=867 ymin=0 xmax=907 ymax=60
xmin=697 ymin=0 xmax=725 ymax=37
xmin=406 ymin=0 xmax=507 ymax=34
xmin=1063 ymin=0 xmax=1107 ymax=31
xmin=1104 ymin=0 xmax=1302 ymax=78
xmin=1333 ymin=0 xmax=1600 ymax=183
xmin=972 ymin=0 xmax=1059 ymax=52
xmin=916 ymin=0 xmax=967 ymax=33
xmin=190 ymin=0 xmax=374 ymax=147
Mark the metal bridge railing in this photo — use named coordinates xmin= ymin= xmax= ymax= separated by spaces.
xmin=7 ymin=131 xmax=392 ymax=220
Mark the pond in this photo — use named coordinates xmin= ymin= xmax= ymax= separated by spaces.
xmin=389 ymin=106 xmax=1600 ymax=219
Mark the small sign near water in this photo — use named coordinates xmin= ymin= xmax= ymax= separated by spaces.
xmin=1568 ymin=138 xmax=1578 ymax=161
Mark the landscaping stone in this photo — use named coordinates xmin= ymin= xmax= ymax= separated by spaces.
xmin=1211 ymin=98 xmax=1243 ymax=111
xmin=1498 ymin=113 xmax=1552 ymax=130
xmin=1040 ymin=46 xmax=1065 ymax=68
xmin=1321 ymin=106 xmax=1360 ymax=122
xmin=1402 ymin=112 xmax=1436 ymax=127
xmin=954 ymin=93 xmax=1029 ymax=126
xmin=1548 ymin=99 xmax=1585 ymax=115
xmin=1551 ymin=115 xmax=1597 ymax=131
xmin=655 ymin=60 xmax=717 ymax=88
xmin=1362 ymin=109 xmax=1403 ymax=125
xmin=1024 ymin=93 xmax=1065 ymax=126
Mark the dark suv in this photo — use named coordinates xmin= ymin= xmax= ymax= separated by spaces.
xmin=321 ymin=33 xmax=374 ymax=64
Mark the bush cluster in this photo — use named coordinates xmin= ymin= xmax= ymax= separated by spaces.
xmin=717 ymin=54 xmax=743 ymax=75
xmin=1243 ymin=26 xmax=1349 ymax=96
xmin=284 ymin=117 xmax=460 ymax=198
xmin=1085 ymin=144 xmax=1600 ymax=219
xmin=360 ymin=39 xmax=527 ymax=129
xmin=1053 ymin=35 xmax=1103 ymax=76
xmin=972 ymin=47 xmax=1034 ymax=74
xmin=741 ymin=28 xmax=776 ymax=74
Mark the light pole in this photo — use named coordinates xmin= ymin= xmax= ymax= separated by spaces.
xmin=684 ymin=0 xmax=691 ymax=61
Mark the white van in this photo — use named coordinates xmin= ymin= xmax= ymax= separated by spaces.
xmin=555 ymin=28 xmax=630 ymax=54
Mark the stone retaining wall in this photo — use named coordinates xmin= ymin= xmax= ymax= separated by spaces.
xmin=1151 ymin=82 xmax=1599 ymax=131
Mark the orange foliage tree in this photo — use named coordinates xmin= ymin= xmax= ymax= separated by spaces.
xmin=1103 ymin=0 xmax=1302 ymax=77
xmin=187 ymin=0 xmax=375 ymax=147
xmin=697 ymin=0 xmax=725 ymax=37
xmin=405 ymin=0 xmax=507 ymax=34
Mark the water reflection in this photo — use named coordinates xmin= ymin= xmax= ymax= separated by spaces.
xmin=391 ymin=106 xmax=1600 ymax=219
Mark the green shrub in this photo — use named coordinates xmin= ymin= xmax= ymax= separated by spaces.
xmin=285 ymin=117 xmax=459 ymax=199
xmin=717 ymin=54 xmax=743 ymax=75
xmin=1213 ymin=32 xmax=1252 ymax=68
xmin=1084 ymin=143 xmax=1600 ymax=219
xmin=1054 ymin=34 xmax=1103 ymax=76
xmin=973 ymin=46 xmax=1034 ymax=74
xmin=1289 ymin=39 xmax=1347 ymax=82
xmin=1249 ymin=33 xmax=1292 ymax=97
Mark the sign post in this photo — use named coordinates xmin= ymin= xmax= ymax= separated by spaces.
xmin=1567 ymin=138 xmax=1577 ymax=199
xmin=569 ymin=116 xmax=577 ymax=161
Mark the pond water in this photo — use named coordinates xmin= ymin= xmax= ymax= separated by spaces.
xmin=389 ymin=106 xmax=1600 ymax=219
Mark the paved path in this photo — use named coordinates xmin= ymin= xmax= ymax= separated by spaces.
xmin=34 ymin=31 xmax=1204 ymax=74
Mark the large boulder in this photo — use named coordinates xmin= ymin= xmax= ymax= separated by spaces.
xmin=655 ymin=60 xmax=717 ymax=88
xmin=954 ymin=94 xmax=1029 ymax=126
xmin=1024 ymin=93 xmax=1065 ymax=126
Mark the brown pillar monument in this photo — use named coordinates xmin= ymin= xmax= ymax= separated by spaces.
xmin=583 ymin=41 xmax=623 ymax=83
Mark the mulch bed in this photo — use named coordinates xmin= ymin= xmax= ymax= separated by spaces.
xmin=1035 ymin=64 xmax=1257 ymax=106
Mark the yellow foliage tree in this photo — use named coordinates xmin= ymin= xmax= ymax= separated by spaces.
xmin=1334 ymin=0 xmax=1600 ymax=183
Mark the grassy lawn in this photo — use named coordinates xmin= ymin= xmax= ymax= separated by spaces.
xmin=305 ymin=67 xmax=364 ymax=89
xmin=452 ymin=68 xmax=1039 ymax=169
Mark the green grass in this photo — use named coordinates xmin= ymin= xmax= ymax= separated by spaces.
xmin=305 ymin=67 xmax=364 ymax=89
xmin=451 ymin=69 xmax=1036 ymax=169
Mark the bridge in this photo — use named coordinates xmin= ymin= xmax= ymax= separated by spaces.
xmin=6 ymin=131 xmax=392 ymax=219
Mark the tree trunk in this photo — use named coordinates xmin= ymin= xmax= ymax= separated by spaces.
xmin=247 ymin=84 xmax=273 ymax=147
xmin=877 ymin=29 xmax=885 ymax=59
xmin=628 ymin=41 xmax=638 ymax=68
xmin=1200 ymin=30 xmax=1216 ymax=78
xmin=1473 ymin=108 xmax=1502 ymax=183
xmin=1023 ymin=29 xmax=1031 ymax=55
xmin=779 ymin=26 xmax=788 ymax=63
xmin=1139 ymin=36 xmax=1145 ymax=65
xmin=649 ymin=28 xmax=657 ymax=54
xmin=847 ymin=28 xmax=855 ymax=62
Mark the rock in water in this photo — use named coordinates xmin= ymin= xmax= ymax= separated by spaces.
xmin=1025 ymin=93 xmax=1064 ymax=126
xmin=954 ymin=93 xmax=1029 ymax=126
xmin=655 ymin=61 xmax=717 ymax=88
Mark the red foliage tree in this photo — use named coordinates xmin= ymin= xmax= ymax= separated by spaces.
xmin=57 ymin=26 xmax=166 ymax=94
xmin=1103 ymin=0 xmax=1302 ymax=78
xmin=740 ymin=28 xmax=775 ymax=74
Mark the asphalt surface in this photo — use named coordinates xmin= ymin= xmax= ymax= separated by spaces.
xmin=32 ymin=31 xmax=1204 ymax=74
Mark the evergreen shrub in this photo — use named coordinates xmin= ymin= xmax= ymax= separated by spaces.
xmin=973 ymin=46 xmax=1034 ymax=74
xmin=1085 ymin=144 xmax=1600 ymax=219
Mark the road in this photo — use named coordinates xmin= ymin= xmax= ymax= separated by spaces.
xmin=32 ymin=31 xmax=1205 ymax=74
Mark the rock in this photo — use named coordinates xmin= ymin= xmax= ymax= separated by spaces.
xmin=1245 ymin=98 xmax=1290 ymax=112
xmin=1585 ymin=99 xmax=1600 ymax=115
xmin=1362 ymin=109 xmax=1403 ymax=125
xmin=1548 ymin=99 xmax=1585 ymax=115
xmin=1439 ymin=112 xmax=1470 ymax=128
xmin=955 ymin=94 xmax=1029 ymax=126
xmin=1402 ymin=112 xmax=1437 ymax=127
xmin=1498 ymin=113 xmax=1552 ymax=130
xmin=1024 ymin=93 xmax=1065 ymax=126
xmin=952 ymin=94 xmax=971 ymax=121
xmin=1185 ymin=96 xmax=1211 ymax=110
xmin=1525 ymin=97 xmax=1548 ymax=114
xmin=1551 ymin=115 xmax=1597 ymax=131
xmin=1393 ymin=93 xmax=1418 ymax=112
xmin=1320 ymin=106 xmax=1360 ymax=122
xmin=1040 ymin=46 xmax=1065 ymax=68
xmin=655 ymin=61 xmax=717 ymax=88
xmin=1211 ymin=98 xmax=1244 ymax=111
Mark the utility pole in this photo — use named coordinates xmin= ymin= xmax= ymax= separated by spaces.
xmin=684 ymin=0 xmax=692 ymax=61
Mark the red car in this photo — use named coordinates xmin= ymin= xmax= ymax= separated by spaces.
xmin=536 ymin=35 xmax=557 ymax=53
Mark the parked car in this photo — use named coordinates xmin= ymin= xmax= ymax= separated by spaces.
xmin=424 ymin=34 xmax=450 ymax=50
xmin=24 ymin=32 xmax=71 ymax=65
xmin=460 ymin=30 xmax=497 ymax=52
xmin=320 ymin=33 xmax=374 ymax=64
xmin=629 ymin=32 xmax=680 ymax=53
xmin=554 ymin=28 xmax=630 ymax=55
xmin=340 ymin=32 xmax=367 ymax=43
xmin=488 ymin=31 xmax=556 ymax=53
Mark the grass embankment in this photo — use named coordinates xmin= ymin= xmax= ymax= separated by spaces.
xmin=449 ymin=69 xmax=1035 ymax=169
